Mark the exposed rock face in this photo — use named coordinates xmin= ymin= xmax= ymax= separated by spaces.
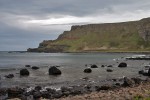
xmin=27 ymin=17 xmax=150 ymax=53
xmin=49 ymin=66 xmax=62 ymax=75
xmin=20 ymin=69 xmax=30 ymax=76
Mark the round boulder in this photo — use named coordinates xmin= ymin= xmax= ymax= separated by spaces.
xmin=20 ymin=69 xmax=30 ymax=76
xmin=5 ymin=74 xmax=14 ymax=78
xmin=49 ymin=66 xmax=61 ymax=75
xmin=91 ymin=64 xmax=98 ymax=68
xmin=118 ymin=62 xmax=127 ymax=68
xmin=84 ymin=68 xmax=92 ymax=73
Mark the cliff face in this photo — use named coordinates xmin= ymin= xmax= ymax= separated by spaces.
xmin=27 ymin=17 xmax=150 ymax=52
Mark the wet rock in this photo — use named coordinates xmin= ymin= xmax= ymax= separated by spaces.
xmin=95 ymin=85 xmax=111 ymax=91
xmin=122 ymin=77 xmax=135 ymax=87
xmin=0 ymin=88 xmax=7 ymax=96
xmin=148 ymin=68 xmax=150 ymax=76
xmin=20 ymin=69 xmax=30 ymax=76
xmin=35 ymin=86 xmax=42 ymax=91
xmin=84 ymin=68 xmax=92 ymax=73
xmin=91 ymin=64 xmax=98 ymax=68
xmin=7 ymin=87 xmax=24 ymax=98
xmin=52 ymin=90 xmax=62 ymax=98
xmin=131 ymin=77 xmax=142 ymax=84
xmin=106 ymin=69 xmax=113 ymax=72
xmin=33 ymin=91 xmax=41 ymax=99
xmin=32 ymin=66 xmax=39 ymax=70
xmin=118 ymin=62 xmax=127 ymax=67
xmin=101 ymin=65 xmax=105 ymax=67
xmin=49 ymin=66 xmax=61 ymax=75
xmin=107 ymin=65 xmax=113 ymax=67
xmin=25 ymin=65 xmax=31 ymax=67
xmin=41 ymin=91 xmax=51 ymax=99
xmin=5 ymin=74 xmax=14 ymax=78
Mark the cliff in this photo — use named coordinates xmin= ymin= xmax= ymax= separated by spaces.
xmin=27 ymin=17 xmax=150 ymax=52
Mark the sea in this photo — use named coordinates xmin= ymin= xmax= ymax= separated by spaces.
xmin=0 ymin=52 xmax=149 ymax=88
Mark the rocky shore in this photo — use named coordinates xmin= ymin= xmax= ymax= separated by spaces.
xmin=1 ymin=61 xmax=150 ymax=100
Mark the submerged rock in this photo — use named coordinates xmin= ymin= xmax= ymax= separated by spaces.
xmin=84 ymin=68 xmax=92 ymax=73
xmin=20 ymin=69 xmax=30 ymax=76
xmin=49 ymin=66 xmax=61 ymax=75
xmin=118 ymin=62 xmax=127 ymax=68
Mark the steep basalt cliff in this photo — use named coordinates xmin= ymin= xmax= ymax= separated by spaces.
xmin=27 ymin=17 xmax=150 ymax=52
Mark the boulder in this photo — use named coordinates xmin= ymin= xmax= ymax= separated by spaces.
xmin=106 ymin=69 xmax=113 ymax=72
xmin=148 ymin=68 xmax=150 ymax=76
xmin=49 ymin=66 xmax=61 ymax=75
xmin=35 ymin=86 xmax=42 ymax=91
xmin=101 ymin=65 xmax=105 ymax=67
xmin=5 ymin=74 xmax=14 ymax=78
xmin=25 ymin=65 xmax=31 ymax=67
xmin=33 ymin=91 xmax=41 ymax=99
xmin=122 ymin=77 xmax=135 ymax=87
xmin=91 ymin=64 xmax=98 ymax=68
xmin=107 ymin=65 xmax=113 ymax=67
xmin=20 ymin=69 xmax=30 ymax=76
xmin=7 ymin=87 xmax=24 ymax=98
xmin=32 ymin=66 xmax=39 ymax=70
xmin=84 ymin=68 xmax=92 ymax=73
xmin=118 ymin=62 xmax=127 ymax=67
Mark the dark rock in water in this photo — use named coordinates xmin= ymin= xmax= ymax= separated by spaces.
xmin=0 ymin=88 xmax=7 ymax=95
xmin=49 ymin=66 xmax=61 ymax=75
xmin=148 ymin=68 xmax=150 ymax=76
xmin=33 ymin=91 xmax=41 ymax=99
xmin=118 ymin=62 xmax=127 ymax=67
xmin=101 ymin=65 xmax=105 ymax=67
xmin=122 ymin=77 xmax=135 ymax=87
xmin=20 ymin=69 xmax=30 ymax=76
xmin=139 ymin=70 xmax=144 ymax=74
xmin=91 ymin=64 xmax=98 ymax=68
xmin=35 ymin=86 xmax=42 ymax=91
xmin=7 ymin=87 xmax=24 ymax=98
xmin=5 ymin=74 xmax=14 ymax=78
xmin=131 ymin=77 xmax=142 ymax=84
xmin=32 ymin=66 xmax=39 ymax=70
xmin=84 ymin=68 xmax=92 ymax=73
xmin=41 ymin=91 xmax=51 ymax=99
xmin=25 ymin=65 xmax=31 ymax=67
xmin=107 ymin=65 xmax=113 ymax=67
xmin=138 ymin=69 xmax=149 ymax=76
xmin=106 ymin=69 xmax=113 ymax=72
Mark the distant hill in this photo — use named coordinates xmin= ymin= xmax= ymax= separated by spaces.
xmin=27 ymin=17 xmax=150 ymax=52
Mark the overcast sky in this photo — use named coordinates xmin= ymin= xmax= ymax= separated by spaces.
xmin=1 ymin=0 xmax=150 ymax=51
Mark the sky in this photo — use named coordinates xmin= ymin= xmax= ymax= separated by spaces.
xmin=1 ymin=0 xmax=150 ymax=51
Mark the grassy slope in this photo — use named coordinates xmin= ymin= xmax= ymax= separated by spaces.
xmin=32 ymin=18 xmax=150 ymax=52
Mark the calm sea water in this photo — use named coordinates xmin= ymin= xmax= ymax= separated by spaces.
xmin=0 ymin=52 xmax=149 ymax=88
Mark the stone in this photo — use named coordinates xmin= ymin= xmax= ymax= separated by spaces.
xmin=107 ymin=65 xmax=113 ymax=67
xmin=122 ymin=77 xmax=135 ymax=87
xmin=35 ymin=86 xmax=42 ymax=91
xmin=7 ymin=87 xmax=24 ymax=98
xmin=49 ymin=66 xmax=61 ymax=75
xmin=118 ymin=62 xmax=127 ymax=67
xmin=84 ymin=68 xmax=92 ymax=73
xmin=33 ymin=91 xmax=41 ymax=99
xmin=5 ymin=74 xmax=14 ymax=78
xmin=25 ymin=65 xmax=31 ymax=67
xmin=91 ymin=64 xmax=98 ymax=68
xmin=101 ymin=65 xmax=105 ymax=67
xmin=20 ymin=69 xmax=30 ymax=76
xmin=106 ymin=69 xmax=113 ymax=72
xmin=32 ymin=66 xmax=39 ymax=70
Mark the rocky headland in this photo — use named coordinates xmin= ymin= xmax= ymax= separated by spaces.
xmin=28 ymin=17 xmax=150 ymax=53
